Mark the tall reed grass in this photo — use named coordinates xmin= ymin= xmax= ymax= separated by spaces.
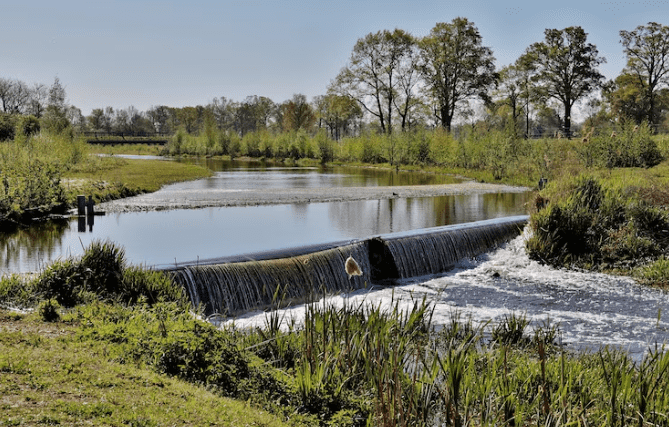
xmin=0 ymin=131 xmax=88 ymax=223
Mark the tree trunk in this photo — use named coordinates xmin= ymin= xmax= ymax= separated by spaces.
xmin=440 ymin=106 xmax=453 ymax=132
xmin=563 ymin=103 xmax=572 ymax=139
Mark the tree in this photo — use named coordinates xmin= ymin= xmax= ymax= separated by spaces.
xmin=209 ymin=97 xmax=236 ymax=130
xmin=521 ymin=26 xmax=605 ymax=137
xmin=41 ymin=77 xmax=71 ymax=135
xmin=604 ymin=72 xmax=650 ymax=124
xmin=619 ymin=22 xmax=669 ymax=129
xmin=279 ymin=94 xmax=316 ymax=132
xmin=331 ymin=28 xmax=416 ymax=134
xmin=88 ymin=108 xmax=105 ymax=132
xmin=146 ymin=105 xmax=172 ymax=134
xmin=234 ymin=96 xmax=275 ymax=136
xmin=418 ymin=17 xmax=497 ymax=132
xmin=27 ymin=83 xmax=48 ymax=118
xmin=314 ymin=94 xmax=362 ymax=140
xmin=0 ymin=78 xmax=30 ymax=114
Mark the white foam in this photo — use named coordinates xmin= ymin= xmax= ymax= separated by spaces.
xmin=222 ymin=228 xmax=669 ymax=357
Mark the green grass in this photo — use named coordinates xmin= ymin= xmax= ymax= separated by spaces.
xmin=0 ymin=310 xmax=294 ymax=427
xmin=4 ymin=243 xmax=669 ymax=426
xmin=0 ymin=133 xmax=211 ymax=225
xmin=63 ymin=155 xmax=211 ymax=204
xmin=87 ymin=143 xmax=164 ymax=156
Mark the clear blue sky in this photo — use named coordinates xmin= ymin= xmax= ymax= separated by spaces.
xmin=2 ymin=0 xmax=669 ymax=115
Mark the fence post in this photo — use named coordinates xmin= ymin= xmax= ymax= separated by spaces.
xmin=77 ymin=195 xmax=86 ymax=216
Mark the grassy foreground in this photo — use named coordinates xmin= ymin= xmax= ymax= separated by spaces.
xmin=0 ymin=310 xmax=290 ymax=426
xmin=4 ymin=241 xmax=669 ymax=426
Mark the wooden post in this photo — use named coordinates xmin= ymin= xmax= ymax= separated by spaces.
xmin=86 ymin=196 xmax=94 ymax=216
xmin=77 ymin=195 xmax=86 ymax=215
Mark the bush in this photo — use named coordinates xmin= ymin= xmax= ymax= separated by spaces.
xmin=638 ymin=257 xmax=669 ymax=287
xmin=527 ymin=175 xmax=669 ymax=271
xmin=584 ymin=121 xmax=663 ymax=168
xmin=38 ymin=298 xmax=61 ymax=322
xmin=0 ymin=113 xmax=16 ymax=141
xmin=29 ymin=240 xmax=185 ymax=308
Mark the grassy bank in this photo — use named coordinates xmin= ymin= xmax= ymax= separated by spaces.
xmin=0 ymin=134 xmax=211 ymax=228
xmin=62 ymin=155 xmax=211 ymax=204
xmin=0 ymin=310 xmax=291 ymax=426
xmin=4 ymin=241 xmax=669 ymax=426
xmin=526 ymin=158 xmax=669 ymax=286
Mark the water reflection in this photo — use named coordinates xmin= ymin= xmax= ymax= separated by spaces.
xmin=77 ymin=215 xmax=95 ymax=233
xmin=181 ymin=158 xmax=462 ymax=189
xmin=1 ymin=192 xmax=530 ymax=273
xmin=0 ymin=220 xmax=70 ymax=273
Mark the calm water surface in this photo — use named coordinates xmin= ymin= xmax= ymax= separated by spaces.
xmin=0 ymin=159 xmax=530 ymax=273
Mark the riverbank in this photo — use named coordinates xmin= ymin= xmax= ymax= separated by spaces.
xmin=0 ymin=141 xmax=211 ymax=230
xmin=62 ymin=154 xmax=212 ymax=205
xmin=3 ymin=241 xmax=669 ymax=426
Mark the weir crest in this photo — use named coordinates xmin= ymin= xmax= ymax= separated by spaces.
xmin=167 ymin=215 xmax=529 ymax=317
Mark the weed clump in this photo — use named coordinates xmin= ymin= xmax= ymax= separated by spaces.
xmin=527 ymin=175 xmax=669 ymax=276
xmin=38 ymin=298 xmax=60 ymax=322
xmin=0 ymin=240 xmax=187 ymax=309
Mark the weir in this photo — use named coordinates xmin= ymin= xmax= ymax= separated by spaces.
xmin=167 ymin=215 xmax=529 ymax=316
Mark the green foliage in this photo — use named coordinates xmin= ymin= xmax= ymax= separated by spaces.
xmin=527 ymin=175 xmax=669 ymax=271
xmin=0 ymin=113 xmax=17 ymax=141
xmin=581 ymin=121 xmax=663 ymax=168
xmin=521 ymin=26 xmax=605 ymax=136
xmin=419 ymin=17 xmax=497 ymax=131
xmin=637 ymin=257 xmax=669 ymax=287
xmin=38 ymin=299 xmax=61 ymax=322
xmin=0 ymin=132 xmax=90 ymax=223
xmin=492 ymin=313 xmax=531 ymax=346
xmin=1 ymin=240 xmax=187 ymax=309
xmin=9 ymin=274 xmax=669 ymax=426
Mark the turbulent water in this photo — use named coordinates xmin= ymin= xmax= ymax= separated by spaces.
xmin=222 ymin=228 xmax=669 ymax=359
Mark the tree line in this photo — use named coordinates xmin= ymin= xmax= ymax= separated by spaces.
xmin=2 ymin=18 xmax=669 ymax=141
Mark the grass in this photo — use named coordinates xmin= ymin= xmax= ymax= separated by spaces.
xmin=0 ymin=132 xmax=211 ymax=227
xmin=4 ymin=241 xmax=669 ymax=426
xmin=62 ymin=155 xmax=211 ymax=204
xmin=0 ymin=310 xmax=293 ymax=427
xmin=87 ymin=143 xmax=164 ymax=156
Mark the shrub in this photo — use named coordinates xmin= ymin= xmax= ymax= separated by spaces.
xmin=528 ymin=175 xmax=669 ymax=271
xmin=38 ymin=298 xmax=61 ymax=322
xmin=0 ymin=113 xmax=16 ymax=141
xmin=638 ymin=257 xmax=669 ymax=288
xmin=29 ymin=240 xmax=184 ymax=308
xmin=586 ymin=121 xmax=663 ymax=168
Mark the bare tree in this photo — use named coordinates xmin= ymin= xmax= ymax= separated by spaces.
xmin=331 ymin=28 xmax=416 ymax=134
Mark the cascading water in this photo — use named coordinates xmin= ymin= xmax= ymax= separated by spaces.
xmin=171 ymin=241 xmax=371 ymax=316
xmin=226 ymin=228 xmax=669 ymax=359
xmin=376 ymin=216 xmax=528 ymax=280
xmin=169 ymin=216 xmax=528 ymax=316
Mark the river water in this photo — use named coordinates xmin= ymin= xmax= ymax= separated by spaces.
xmin=225 ymin=230 xmax=669 ymax=359
xmin=0 ymin=159 xmax=529 ymax=273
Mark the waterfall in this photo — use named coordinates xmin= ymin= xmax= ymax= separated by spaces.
xmin=170 ymin=241 xmax=371 ymax=316
xmin=168 ymin=216 xmax=528 ymax=316
xmin=375 ymin=216 xmax=528 ymax=279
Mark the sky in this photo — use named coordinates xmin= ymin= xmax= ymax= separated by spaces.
xmin=2 ymin=0 xmax=669 ymax=116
